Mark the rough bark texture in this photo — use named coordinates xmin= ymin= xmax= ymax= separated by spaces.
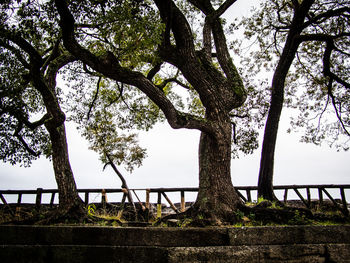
xmin=45 ymin=121 xmax=84 ymax=216
xmin=258 ymin=0 xmax=315 ymax=200
xmin=39 ymin=55 xmax=85 ymax=219
xmin=194 ymin=117 xmax=243 ymax=222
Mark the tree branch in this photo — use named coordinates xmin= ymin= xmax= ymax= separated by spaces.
xmin=215 ymin=0 xmax=238 ymax=19
xmin=322 ymin=37 xmax=350 ymax=90
xmin=14 ymin=122 xmax=41 ymax=157
xmin=154 ymin=0 xmax=196 ymax=56
xmin=0 ymin=40 xmax=30 ymax=69
xmin=55 ymin=0 xmax=216 ymax=135
xmin=105 ymin=153 xmax=136 ymax=213
xmin=327 ymin=79 xmax=350 ymax=136
xmin=87 ymin=76 xmax=102 ymax=120
xmin=0 ymin=27 xmax=43 ymax=66
xmin=147 ymin=62 xmax=163 ymax=81
xmin=303 ymin=7 xmax=350 ymax=29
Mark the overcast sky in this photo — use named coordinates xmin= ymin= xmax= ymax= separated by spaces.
xmin=1 ymin=0 xmax=349 ymax=204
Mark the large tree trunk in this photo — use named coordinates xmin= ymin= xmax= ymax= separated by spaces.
xmin=38 ymin=52 xmax=86 ymax=220
xmin=193 ymin=116 xmax=243 ymax=223
xmin=257 ymin=84 xmax=283 ymax=201
xmin=257 ymin=0 xmax=314 ymax=200
xmin=45 ymin=120 xmax=85 ymax=219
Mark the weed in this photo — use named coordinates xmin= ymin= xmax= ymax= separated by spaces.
xmin=235 ymin=210 xmax=244 ymax=220
xmin=87 ymin=204 xmax=96 ymax=217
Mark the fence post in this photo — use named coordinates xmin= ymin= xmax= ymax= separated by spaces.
xmin=35 ymin=188 xmax=43 ymax=210
xmin=318 ymin=187 xmax=323 ymax=205
xmin=181 ymin=191 xmax=185 ymax=212
xmin=340 ymin=187 xmax=349 ymax=216
xmin=117 ymin=193 xmax=127 ymax=219
xmin=84 ymin=192 xmax=89 ymax=205
xmin=293 ymin=188 xmax=309 ymax=208
xmin=146 ymin=189 xmax=150 ymax=210
xmin=246 ymin=190 xmax=252 ymax=203
xmin=17 ymin=193 xmax=22 ymax=205
xmin=306 ymin=187 xmax=311 ymax=207
xmin=157 ymin=192 xmax=162 ymax=218
xmin=101 ymin=189 xmax=107 ymax=209
xmin=283 ymin=189 xmax=288 ymax=203
xmin=50 ymin=192 xmax=56 ymax=207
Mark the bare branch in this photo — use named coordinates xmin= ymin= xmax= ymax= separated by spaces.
xmin=327 ymin=79 xmax=350 ymax=136
xmin=14 ymin=123 xmax=40 ymax=157
xmin=87 ymin=76 xmax=102 ymax=120
xmin=105 ymin=153 xmax=137 ymax=213
xmin=303 ymin=7 xmax=350 ymax=29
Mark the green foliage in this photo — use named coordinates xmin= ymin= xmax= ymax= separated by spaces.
xmin=0 ymin=1 xmax=59 ymax=166
xmin=287 ymin=210 xmax=312 ymax=225
xmin=87 ymin=204 xmax=96 ymax=217
xmin=69 ymin=0 xmax=164 ymax=70
xmin=236 ymin=0 xmax=350 ymax=150
xmin=65 ymin=75 xmax=164 ymax=172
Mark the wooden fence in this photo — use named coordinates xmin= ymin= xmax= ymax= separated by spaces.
xmin=1 ymin=184 xmax=349 ymax=216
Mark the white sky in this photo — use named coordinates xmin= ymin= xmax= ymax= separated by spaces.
xmin=0 ymin=0 xmax=349 ymax=204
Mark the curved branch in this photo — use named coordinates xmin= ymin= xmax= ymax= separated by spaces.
xmin=327 ymin=79 xmax=350 ymax=136
xmin=0 ymin=40 xmax=30 ymax=69
xmin=322 ymin=38 xmax=350 ymax=90
xmin=154 ymin=0 xmax=196 ymax=56
xmin=14 ymin=122 xmax=41 ymax=157
xmin=303 ymin=7 xmax=350 ymax=29
xmin=190 ymin=0 xmax=242 ymax=82
xmin=0 ymin=27 xmax=43 ymax=66
xmin=55 ymin=0 xmax=216 ymax=135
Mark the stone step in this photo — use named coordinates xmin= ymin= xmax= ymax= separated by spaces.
xmin=1 ymin=243 xmax=350 ymax=263
xmin=1 ymin=225 xmax=350 ymax=247
xmin=1 ymin=225 xmax=350 ymax=262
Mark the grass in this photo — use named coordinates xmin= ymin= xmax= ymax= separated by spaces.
xmin=1 ymin=200 xmax=349 ymax=227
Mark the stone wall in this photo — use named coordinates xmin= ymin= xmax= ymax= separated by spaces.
xmin=0 ymin=225 xmax=349 ymax=262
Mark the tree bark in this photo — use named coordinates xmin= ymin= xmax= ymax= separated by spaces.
xmin=45 ymin=121 xmax=84 ymax=216
xmin=258 ymin=81 xmax=284 ymax=201
xmin=31 ymin=51 xmax=85 ymax=219
xmin=193 ymin=115 xmax=243 ymax=223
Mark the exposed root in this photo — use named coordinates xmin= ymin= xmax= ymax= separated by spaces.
xmin=156 ymin=202 xmax=349 ymax=227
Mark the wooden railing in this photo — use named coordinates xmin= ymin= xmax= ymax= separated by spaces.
xmin=1 ymin=185 xmax=349 ymax=216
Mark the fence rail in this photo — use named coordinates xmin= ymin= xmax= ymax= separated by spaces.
xmin=1 ymin=184 xmax=349 ymax=216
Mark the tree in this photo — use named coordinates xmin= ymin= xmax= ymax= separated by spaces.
xmin=0 ymin=1 xmax=85 ymax=220
xmin=54 ymin=0 xmax=249 ymax=224
xmin=240 ymin=0 xmax=350 ymax=200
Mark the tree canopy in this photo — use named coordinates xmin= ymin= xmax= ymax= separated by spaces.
xmin=1 ymin=0 xmax=349 ymax=223
xmin=240 ymin=0 xmax=350 ymax=150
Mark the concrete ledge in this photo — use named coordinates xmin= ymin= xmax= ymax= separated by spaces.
xmin=168 ymin=244 xmax=350 ymax=263
xmin=0 ymin=245 xmax=168 ymax=263
xmin=1 ymin=244 xmax=350 ymax=263
xmin=1 ymin=225 xmax=349 ymax=247
xmin=0 ymin=225 xmax=349 ymax=262
xmin=0 ymin=226 xmax=229 ymax=247
xmin=229 ymin=225 xmax=350 ymax=246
